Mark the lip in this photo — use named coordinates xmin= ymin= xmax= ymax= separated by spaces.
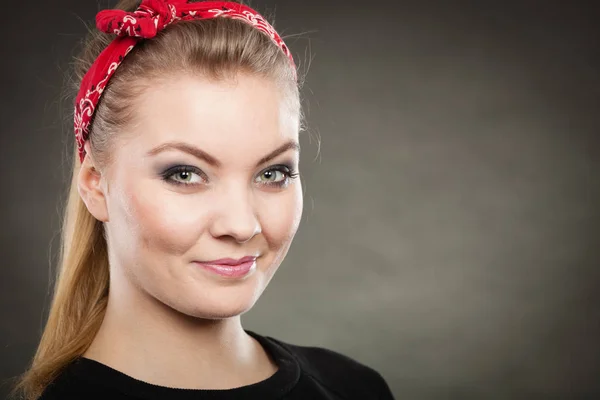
xmin=198 ymin=256 xmax=257 ymax=266
xmin=193 ymin=256 xmax=257 ymax=278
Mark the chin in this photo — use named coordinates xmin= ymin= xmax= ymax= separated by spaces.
xmin=168 ymin=278 xmax=265 ymax=320
xmin=181 ymin=299 xmax=259 ymax=320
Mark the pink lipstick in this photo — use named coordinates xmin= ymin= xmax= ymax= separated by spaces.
xmin=193 ymin=256 xmax=257 ymax=278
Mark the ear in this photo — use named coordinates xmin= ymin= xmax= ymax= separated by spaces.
xmin=77 ymin=142 xmax=109 ymax=222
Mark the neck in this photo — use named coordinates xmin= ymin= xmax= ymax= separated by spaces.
xmin=83 ymin=269 xmax=277 ymax=389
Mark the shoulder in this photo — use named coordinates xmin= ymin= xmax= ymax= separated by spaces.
xmin=37 ymin=360 xmax=123 ymax=400
xmin=264 ymin=334 xmax=394 ymax=399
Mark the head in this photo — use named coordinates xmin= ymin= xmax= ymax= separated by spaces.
xmin=12 ymin=1 xmax=304 ymax=398
xmin=80 ymin=21 xmax=303 ymax=320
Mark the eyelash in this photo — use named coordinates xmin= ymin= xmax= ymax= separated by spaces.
xmin=160 ymin=164 xmax=299 ymax=188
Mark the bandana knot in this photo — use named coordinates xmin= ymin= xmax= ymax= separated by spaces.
xmin=96 ymin=0 xmax=180 ymax=38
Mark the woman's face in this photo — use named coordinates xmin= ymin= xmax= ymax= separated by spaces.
xmin=98 ymin=73 xmax=302 ymax=319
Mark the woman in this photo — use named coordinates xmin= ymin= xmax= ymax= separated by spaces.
xmin=12 ymin=1 xmax=395 ymax=399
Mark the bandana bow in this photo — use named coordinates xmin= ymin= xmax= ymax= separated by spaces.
xmin=96 ymin=0 xmax=180 ymax=38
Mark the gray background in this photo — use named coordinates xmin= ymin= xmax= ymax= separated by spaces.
xmin=1 ymin=1 xmax=599 ymax=399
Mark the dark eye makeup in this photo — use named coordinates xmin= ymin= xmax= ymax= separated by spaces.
xmin=159 ymin=163 xmax=299 ymax=188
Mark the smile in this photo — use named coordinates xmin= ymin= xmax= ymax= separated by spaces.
xmin=193 ymin=256 xmax=257 ymax=278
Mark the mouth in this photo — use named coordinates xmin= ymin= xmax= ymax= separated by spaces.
xmin=193 ymin=256 xmax=258 ymax=278
xmin=198 ymin=255 xmax=257 ymax=266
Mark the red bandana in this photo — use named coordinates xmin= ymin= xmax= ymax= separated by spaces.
xmin=74 ymin=0 xmax=295 ymax=163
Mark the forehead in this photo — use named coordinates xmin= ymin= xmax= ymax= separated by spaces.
xmin=121 ymin=73 xmax=299 ymax=161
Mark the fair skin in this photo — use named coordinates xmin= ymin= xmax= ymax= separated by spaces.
xmin=77 ymin=73 xmax=303 ymax=389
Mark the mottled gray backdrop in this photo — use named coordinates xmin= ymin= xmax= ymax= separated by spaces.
xmin=1 ymin=1 xmax=599 ymax=399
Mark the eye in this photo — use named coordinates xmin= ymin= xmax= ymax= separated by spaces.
xmin=161 ymin=166 xmax=206 ymax=186
xmin=255 ymin=165 xmax=299 ymax=187
xmin=257 ymin=169 xmax=285 ymax=183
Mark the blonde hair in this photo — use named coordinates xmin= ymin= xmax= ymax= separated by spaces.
xmin=10 ymin=1 xmax=303 ymax=398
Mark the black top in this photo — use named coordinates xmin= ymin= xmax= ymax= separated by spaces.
xmin=39 ymin=330 xmax=395 ymax=399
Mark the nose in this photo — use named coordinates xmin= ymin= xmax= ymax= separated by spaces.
xmin=208 ymin=186 xmax=261 ymax=243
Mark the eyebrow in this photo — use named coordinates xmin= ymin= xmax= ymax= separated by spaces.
xmin=146 ymin=140 xmax=300 ymax=168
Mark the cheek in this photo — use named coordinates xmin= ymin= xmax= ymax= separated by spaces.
xmin=116 ymin=181 xmax=209 ymax=257
xmin=260 ymin=184 xmax=303 ymax=249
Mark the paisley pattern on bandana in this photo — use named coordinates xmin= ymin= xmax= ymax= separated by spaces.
xmin=74 ymin=0 xmax=295 ymax=163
